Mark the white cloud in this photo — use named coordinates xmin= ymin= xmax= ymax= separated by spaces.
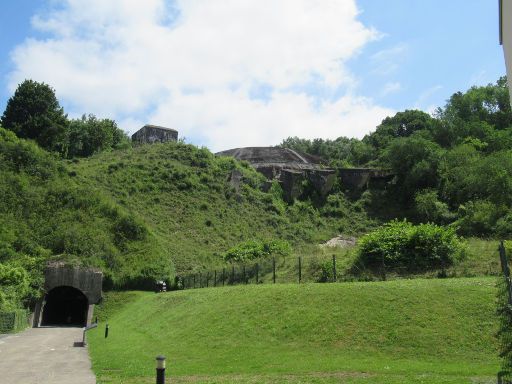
xmin=8 ymin=0 xmax=393 ymax=151
xmin=379 ymin=82 xmax=402 ymax=97
xmin=370 ymin=43 xmax=408 ymax=76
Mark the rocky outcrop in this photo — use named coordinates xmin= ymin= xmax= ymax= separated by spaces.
xmin=321 ymin=235 xmax=357 ymax=248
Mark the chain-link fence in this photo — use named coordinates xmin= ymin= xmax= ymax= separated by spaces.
xmin=0 ymin=309 xmax=29 ymax=334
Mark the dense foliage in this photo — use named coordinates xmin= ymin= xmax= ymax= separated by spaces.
xmin=1 ymin=80 xmax=130 ymax=158
xmin=67 ymin=114 xmax=131 ymax=157
xmin=1 ymin=80 xmax=68 ymax=153
xmin=282 ymin=77 xmax=512 ymax=237
xmin=355 ymin=220 xmax=465 ymax=274
xmin=0 ymin=127 xmax=173 ymax=310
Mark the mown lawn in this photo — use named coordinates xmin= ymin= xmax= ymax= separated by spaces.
xmin=88 ymin=278 xmax=499 ymax=383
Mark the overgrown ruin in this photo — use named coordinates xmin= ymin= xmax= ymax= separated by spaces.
xmin=216 ymin=146 xmax=394 ymax=200
xmin=216 ymin=147 xmax=336 ymax=201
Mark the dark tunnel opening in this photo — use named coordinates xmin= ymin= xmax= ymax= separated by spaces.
xmin=41 ymin=286 xmax=88 ymax=326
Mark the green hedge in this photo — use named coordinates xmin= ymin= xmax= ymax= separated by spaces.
xmin=0 ymin=309 xmax=28 ymax=333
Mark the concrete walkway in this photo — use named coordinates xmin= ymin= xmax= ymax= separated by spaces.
xmin=0 ymin=327 xmax=96 ymax=384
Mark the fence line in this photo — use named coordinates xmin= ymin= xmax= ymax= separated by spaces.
xmin=0 ymin=309 xmax=28 ymax=334
xmin=178 ymin=255 xmax=342 ymax=290
xmin=498 ymin=241 xmax=512 ymax=384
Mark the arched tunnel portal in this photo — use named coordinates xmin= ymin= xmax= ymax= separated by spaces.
xmin=41 ymin=286 xmax=89 ymax=326
xmin=34 ymin=264 xmax=103 ymax=327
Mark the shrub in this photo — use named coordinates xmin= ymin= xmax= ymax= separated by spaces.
xmin=223 ymin=239 xmax=291 ymax=263
xmin=354 ymin=220 xmax=465 ymax=274
xmin=114 ymin=215 xmax=148 ymax=245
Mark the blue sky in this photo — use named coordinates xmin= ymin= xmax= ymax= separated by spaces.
xmin=351 ymin=0 xmax=505 ymax=112
xmin=0 ymin=0 xmax=506 ymax=151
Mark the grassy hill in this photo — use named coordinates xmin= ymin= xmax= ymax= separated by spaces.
xmin=89 ymin=278 xmax=499 ymax=383
xmin=0 ymin=128 xmax=503 ymax=312
xmin=0 ymin=128 xmax=175 ymax=310
xmin=69 ymin=141 xmax=372 ymax=274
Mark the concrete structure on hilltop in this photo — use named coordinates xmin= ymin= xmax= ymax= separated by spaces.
xmin=33 ymin=263 xmax=103 ymax=327
xmin=132 ymin=124 xmax=178 ymax=145
xmin=216 ymin=147 xmax=335 ymax=201
xmin=500 ymin=0 xmax=512 ymax=101
xmin=217 ymin=146 xmax=395 ymax=200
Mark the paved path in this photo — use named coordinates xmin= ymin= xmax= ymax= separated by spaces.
xmin=0 ymin=327 xmax=96 ymax=384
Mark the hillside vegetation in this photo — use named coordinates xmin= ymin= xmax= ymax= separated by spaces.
xmin=69 ymin=141 xmax=372 ymax=274
xmin=0 ymin=127 xmax=173 ymax=307
xmin=1 ymin=78 xmax=510 ymax=311
xmin=89 ymin=278 xmax=499 ymax=383
xmin=282 ymin=77 xmax=512 ymax=236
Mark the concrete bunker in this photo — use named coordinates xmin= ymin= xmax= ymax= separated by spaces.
xmin=34 ymin=263 xmax=103 ymax=327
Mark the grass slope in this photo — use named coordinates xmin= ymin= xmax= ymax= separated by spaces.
xmin=0 ymin=128 xmax=173 ymax=308
xmin=89 ymin=278 xmax=499 ymax=383
xmin=71 ymin=142 xmax=371 ymax=273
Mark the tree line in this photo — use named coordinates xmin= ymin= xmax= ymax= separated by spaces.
xmin=281 ymin=77 xmax=512 ymax=237
xmin=1 ymin=79 xmax=130 ymax=158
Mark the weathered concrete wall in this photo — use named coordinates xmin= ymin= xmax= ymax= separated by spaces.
xmin=339 ymin=168 xmax=394 ymax=190
xmin=132 ymin=124 xmax=178 ymax=144
xmin=217 ymin=147 xmax=335 ymax=201
xmin=33 ymin=264 xmax=103 ymax=327
xmin=44 ymin=264 xmax=103 ymax=305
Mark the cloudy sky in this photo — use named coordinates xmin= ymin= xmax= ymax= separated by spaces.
xmin=0 ymin=0 xmax=506 ymax=151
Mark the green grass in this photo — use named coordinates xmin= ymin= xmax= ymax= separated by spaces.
xmin=88 ymin=278 xmax=499 ymax=383
xmin=70 ymin=142 xmax=373 ymax=274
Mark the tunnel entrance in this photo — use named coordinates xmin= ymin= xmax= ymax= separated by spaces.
xmin=41 ymin=286 xmax=88 ymax=326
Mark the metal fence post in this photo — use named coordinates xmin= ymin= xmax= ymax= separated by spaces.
xmin=231 ymin=266 xmax=235 ymax=285
xmin=298 ymin=257 xmax=302 ymax=284
xmin=273 ymin=257 xmax=276 ymax=284
xmin=332 ymin=254 xmax=337 ymax=282
xmin=206 ymin=272 xmax=209 ymax=288
xmin=222 ymin=268 xmax=225 ymax=286
xmin=214 ymin=270 xmax=217 ymax=287
xmin=499 ymin=241 xmax=512 ymax=305
xmin=255 ymin=263 xmax=259 ymax=284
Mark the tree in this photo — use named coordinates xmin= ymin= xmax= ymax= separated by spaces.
xmin=384 ymin=135 xmax=442 ymax=201
xmin=67 ymin=114 xmax=130 ymax=158
xmin=364 ymin=110 xmax=439 ymax=152
xmin=1 ymin=80 xmax=68 ymax=153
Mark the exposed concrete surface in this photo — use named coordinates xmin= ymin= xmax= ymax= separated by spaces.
xmin=0 ymin=327 xmax=96 ymax=384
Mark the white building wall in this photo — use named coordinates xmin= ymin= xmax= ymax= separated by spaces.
xmin=502 ymin=0 xmax=512 ymax=98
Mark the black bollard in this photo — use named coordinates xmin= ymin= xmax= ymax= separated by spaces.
xmin=105 ymin=323 xmax=109 ymax=338
xmin=156 ymin=355 xmax=166 ymax=384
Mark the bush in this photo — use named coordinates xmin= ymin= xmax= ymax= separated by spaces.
xmin=455 ymin=200 xmax=504 ymax=236
xmin=354 ymin=220 xmax=465 ymax=274
xmin=223 ymin=239 xmax=291 ymax=263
